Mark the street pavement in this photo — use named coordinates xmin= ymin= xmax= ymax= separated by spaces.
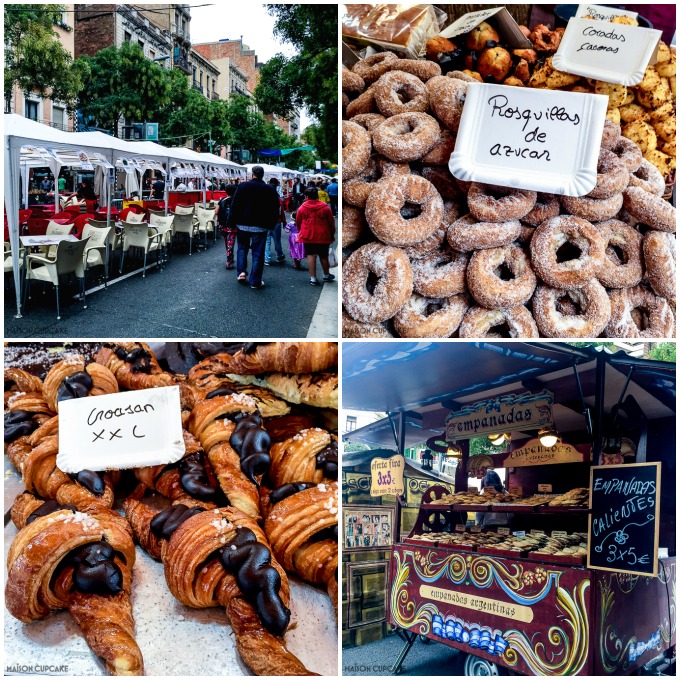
xmin=5 ymin=232 xmax=338 ymax=339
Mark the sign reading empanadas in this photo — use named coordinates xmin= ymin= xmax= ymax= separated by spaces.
xmin=57 ymin=385 xmax=185 ymax=472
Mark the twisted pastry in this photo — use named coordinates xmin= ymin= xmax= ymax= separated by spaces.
xmin=264 ymin=482 xmax=339 ymax=618
xmin=221 ymin=342 xmax=338 ymax=375
xmin=123 ymin=499 xmax=315 ymax=675
xmin=268 ymin=429 xmax=338 ymax=488
xmin=4 ymin=367 xmax=45 ymax=408
xmin=187 ymin=355 xmax=291 ymax=417
xmin=188 ymin=393 xmax=272 ymax=520
xmin=6 ymin=494 xmax=143 ymax=675
xmin=95 ymin=342 xmax=177 ymax=390
xmin=264 ymin=414 xmax=318 ymax=443
xmin=6 ymin=416 xmax=118 ymax=512
xmin=42 ymin=356 xmax=119 ymax=413
xmin=5 ymin=369 xmax=54 ymax=449
xmin=227 ymin=372 xmax=339 ymax=409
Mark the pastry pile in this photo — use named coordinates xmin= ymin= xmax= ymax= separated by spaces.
xmin=4 ymin=342 xmax=338 ymax=676
xmin=548 ymin=487 xmax=591 ymax=507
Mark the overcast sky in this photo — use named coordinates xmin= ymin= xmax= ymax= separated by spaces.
xmin=189 ymin=3 xmax=312 ymax=130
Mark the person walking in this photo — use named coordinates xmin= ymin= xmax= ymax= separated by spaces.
xmin=227 ymin=165 xmax=280 ymax=289
xmin=217 ymin=184 xmax=237 ymax=269
xmin=296 ymin=186 xmax=335 ymax=286
xmin=291 ymin=178 xmax=302 ymax=210
xmin=327 ymin=177 xmax=338 ymax=217
xmin=265 ymin=178 xmax=286 ymax=266
xmin=284 ymin=210 xmax=306 ymax=270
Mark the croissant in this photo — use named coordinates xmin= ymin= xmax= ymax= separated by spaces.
xmin=223 ymin=342 xmax=338 ymax=375
xmin=226 ymin=372 xmax=338 ymax=409
xmin=123 ymin=498 xmax=316 ymax=675
xmin=4 ymin=367 xmax=45 ymax=407
xmin=6 ymin=416 xmax=118 ymax=512
xmin=269 ymin=429 xmax=338 ymax=488
xmin=188 ymin=393 xmax=272 ymax=520
xmin=264 ymin=414 xmax=318 ymax=443
xmin=6 ymin=494 xmax=143 ymax=675
xmin=95 ymin=342 xmax=177 ymax=390
xmin=187 ymin=355 xmax=291 ymax=417
xmin=42 ymin=356 xmax=119 ymax=413
xmin=263 ymin=481 xmax=339 ymax=617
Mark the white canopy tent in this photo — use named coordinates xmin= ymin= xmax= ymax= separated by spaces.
xmin=244 ymin=162 xmax=296 ymax=182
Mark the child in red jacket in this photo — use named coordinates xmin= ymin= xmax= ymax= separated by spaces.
xmin=296 ymin=187 xmax=336 ymax=285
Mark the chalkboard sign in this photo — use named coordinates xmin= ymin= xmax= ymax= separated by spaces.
xmin=587 ymin=462 xmax=661 ymax=576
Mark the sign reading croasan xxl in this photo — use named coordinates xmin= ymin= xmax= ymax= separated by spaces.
xmin=446 ymin=390 xmax=554 ymax=440
xmin=370 ymin=455 xmax=405 ymax=496
xmin=504 ymin=438 xmax=589 ymax=467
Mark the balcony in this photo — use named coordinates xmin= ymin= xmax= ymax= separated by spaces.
xmin=210 ymin=91 xmax=220 ymax=101
xmin=173 ymin=48 xmax=191 ymax=74
xmin=192 ymin=82 xmax=204 ymax=94
xmin=172 ymin=25 xmax=191 ymax=45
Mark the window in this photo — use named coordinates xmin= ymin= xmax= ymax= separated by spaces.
xmin=124 ymin=31 xmax=131 ymax=42
xmin=200 ymin=70 xmax=203 ymax=86
xmin=52 ymin=105 xmax=65 ymax=131
xmin=60 ymin=10 xmax=68 ymax=28
xmin=212 ymin=78 xmax=216 ymax=92
xmin=138 ymin=40 xmax=144 ymax=52
xmin=346 ymin=416 xmax=357 ymax=432
xmin=192 ymin=66 xmax=197 ymax=83
xmin=25 ymin=99 xmax=39 ymax=121
xmin=149 ymin=50 xmax=155 ymax=61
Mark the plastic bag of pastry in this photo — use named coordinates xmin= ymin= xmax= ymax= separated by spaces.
xmin=342 ymin=4 xmax=447 ymax=58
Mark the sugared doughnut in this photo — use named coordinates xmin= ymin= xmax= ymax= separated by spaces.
xmin=352 ymin=52 xmax=399 ymax=84
xmin=596 ymin=219 xmax=643 ymax=288
xmin=411 ymin=249 xmax=468 ymax=297
xmin=522 ymin=192 xmax=560 ymax=227
xmin=374 ymin=70 xmax=429 ymax=117
xmin=365 ymin=174 xmax=443 ymax=247
xmin=601 ymin=119 xmax=621 ymax=149
xmin=533 ymin=280 xmax=611 ymax=337
xmin=342 ymin=120 xmax=371 ymax=181
xmin=346 ymin=85 xmax=377 ymax=118
xmin=349 ymin=113 xmax=387 ymax=136
xmin=561 ymin=192 xmax=623 ymax=222
xmin=467 ymin=183 xmax=537 ymax=222
xmin=587 ymin=150 xmax=629 ymax=199
xmin=342 ymin=242 xmax=413 ymax=323
xmin=343 ymin=155 xmax=409 ymax=208
xmin=447 ymin=214 xmax=522 ymax=252
xmin=447 ymin=70 xmax=477 ymax=82
xmin=605 ymin=286 xmax=675 ymax=337
xmin=459 ymin=306 xmax=539 ymax=338
xmin=518 ymin=225 xmax=536 ymax=243
xmin=628 ymin=158 xmax=666 ymax=196
xmin=342 ymin=204 xmax=367 ymax=248
xmin=372 ymin=112 xmax=440 ymax=162
xmin=530 ymin=215 xmax=606 ymax=289
xmin=343 ymin=67 xmax=365 ymax=93
xmin=403 ymin=200 xmax=459 ymax=260
xmin=622 ymin=186 xmax=676 ymax=233
xmin=643 ymin=231 xmax=676 ymax=306
xmin=342 ymin=311 xmax=393 ymax=338
xmin=387 ymin=59 xmax=441 ymax=81
xmin=610 ymin=136 xmax=643 ymax=172
xmin=421 ymin=165 xmax=460 ymax=200
xmin=466 ymin=245 xmax=537 ymax=308
xmin=393 ymin=293 xmax=470 ymax=337
xmin=420 ymin=128 xmax=456 ymax=165
xmin=425 ymin=76 xmax=468 ymax=132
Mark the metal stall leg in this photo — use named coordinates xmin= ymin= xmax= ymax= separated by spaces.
xmin=390 ymin=630 xmax=418 ymax=675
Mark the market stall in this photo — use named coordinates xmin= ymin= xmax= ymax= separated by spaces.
xmin=341 ymin=4 xmax=676 ymax=339
xmin=342 ymin=342 xmax=675 ymax=675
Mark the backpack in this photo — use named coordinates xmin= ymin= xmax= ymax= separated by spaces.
xmin=217 ymin=196 xmax=231 ymax=227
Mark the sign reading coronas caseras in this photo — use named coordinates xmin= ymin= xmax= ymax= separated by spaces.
xmin=446 ymin=390 xmax=554 ymax=439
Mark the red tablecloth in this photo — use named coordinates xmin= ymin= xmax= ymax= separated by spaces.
xmin=208 ymin=190 xmax=226 ymax=202
xmin=168 ymin=191 xmax=202 ymax=210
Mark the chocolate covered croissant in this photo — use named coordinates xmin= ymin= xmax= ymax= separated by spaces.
xmin=123 ymin=499 xmax=315 ymax=676
xmin=6 ymin=494 xmax=143 ymax=675
xmin=95 ymin=342 xmax=177 ymax=390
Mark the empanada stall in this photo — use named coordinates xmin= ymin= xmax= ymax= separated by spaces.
xmin=342 ymin=342 xmax=675 ymax=675
xmin=4 ymin=342 xmax=338 ymax=676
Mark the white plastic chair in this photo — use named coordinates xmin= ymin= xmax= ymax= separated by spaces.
xmin=120 ymin=222 xmax=162 ymax=277
xmin=5 ymin=242 xmax=24 ymax=274
xmin=23 ymin=237 xmax=90 ymax=320
xmin=82 ymin=223 xmax=112 ymax=285
xmin=43 ymin=221 xmax=75 ymax=258
xmin=173 ymin=204 xmax=195 ymax=216
xmin=171 ymin=211 xmax=197 ymax=255
xmin=195 ymin=206 xmax=216 ymax=248
xmin=88 ymin=219 xmax=123 ymax=271
xmin=149 ymin=214 xmax=175 ymax=265
xmin=124 ymin=211 xmax=145 ymax=223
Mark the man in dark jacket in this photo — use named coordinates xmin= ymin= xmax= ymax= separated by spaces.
xmin=227 ymin=165 xmax=281 ymax=289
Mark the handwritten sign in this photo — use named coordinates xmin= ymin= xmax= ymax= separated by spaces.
xmin=370 ymin=455 xmax=405 ymax=496
xmin=587 ymin=462 xmax=661 ymax=576
xmin=497 ymin=527 xmax=510 ymax=536
xmin=504 ymin=439 xmax=589 ymax=467
xmin=455 ymin=524 xmax=467 ymax=532
xmin=552 ymin=531 xmax=568 ymax=538
xmin=537 ymin=483 xmax=553 ymax=492
xmin=56 ymin=386 xmax=185 ymax=472
xmin=554 ymin=18 xmax=662 ymax=86
xmin=575 ymin=4 xmax=638 ymax=22
xmin=450 ymin=83 xmax=607 ymax=196
xmin=509 ymin=486 xmax=523 ymax=497
xmin=440 ymin=7 xmax=531 ymax=48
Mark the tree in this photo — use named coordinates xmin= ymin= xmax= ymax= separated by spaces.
xmin=647 ymin=342 xmax=675 ymax=363
xmin=4 ymin=4 xmax=86 ymax=113
xmin=254 ymin=5 xmax=337 ymax=162
xmin=75 ymin=42 xmax=170 ymax=135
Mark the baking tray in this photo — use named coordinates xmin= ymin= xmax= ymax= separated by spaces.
xmin=553 ymin=17 xmax=662 ymax=86
xmin=452 ymin=503 xmax=492 ymax=512
xmin=527 ymin=550 xmax=586 ymax=566
xmin=477 ymin=546 xmax=529 ymax=559
xmin=403 ymin=537 xmax=440 ymax=548
xmin=449 ymin=82 xmax=608 ymax=197
xmin=4 ymin=517 xmax=337 ymax=676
